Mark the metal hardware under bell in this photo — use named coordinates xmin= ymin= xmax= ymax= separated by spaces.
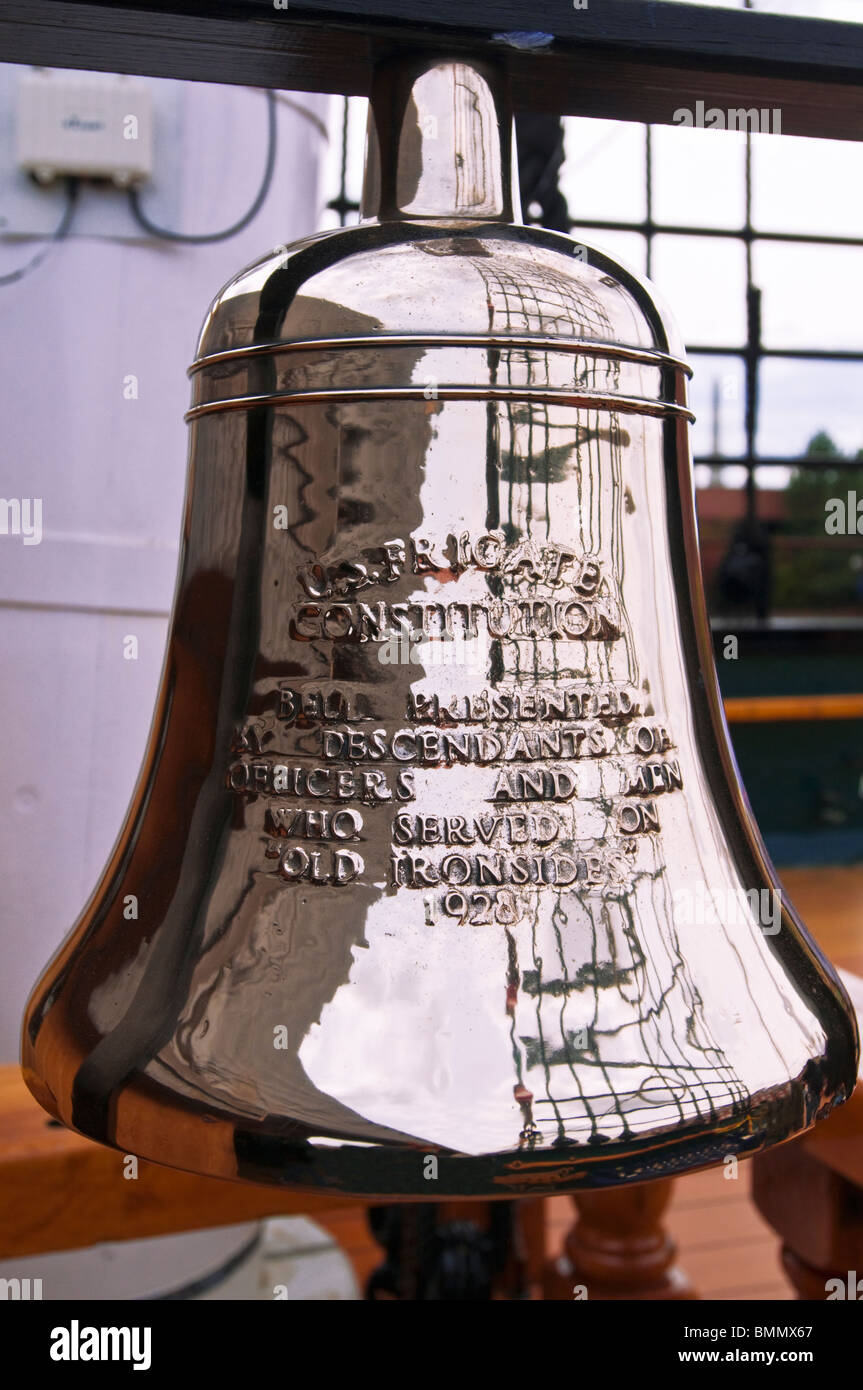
xmin=22 ymin=54 xmax=858 ymax=1197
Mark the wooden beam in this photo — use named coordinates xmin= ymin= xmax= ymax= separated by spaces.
xmin=0 ymin=1066 xmax=361 ymax=1260
xmin=1 ymin=1 xmax=862 ymax=140
xmin=724 ymin=693 xmax=863 ymax=724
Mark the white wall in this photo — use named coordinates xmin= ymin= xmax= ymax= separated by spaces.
xmin=0 ymin=70 xmax=330 ymax=1061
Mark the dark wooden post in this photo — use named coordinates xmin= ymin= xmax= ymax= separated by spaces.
xmin=366 ymin=1200 xmax=534 ymax=1300
xmin=544 ymin=1178 xmax=696 ymax=1300
xmin=753 ymin=1136 xmax=863 ymax=1300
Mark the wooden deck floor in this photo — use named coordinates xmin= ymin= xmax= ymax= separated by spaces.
xmin=547 ymin=1162 xmax=791 ymax=1300
xmin=318 ymin=1159 xmax=790 ymax=1300
xmin=318 ymin=865 xmax=863 ymax=1300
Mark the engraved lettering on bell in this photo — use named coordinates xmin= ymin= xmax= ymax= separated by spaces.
xmin=22 ymin=53 xmax=858 ymax=1195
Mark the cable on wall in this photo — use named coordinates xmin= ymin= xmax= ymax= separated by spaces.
xmin=127 ymin=89 xmax=277 ymax=244
xmin=0 ymin=177 xmax=79 ymax=287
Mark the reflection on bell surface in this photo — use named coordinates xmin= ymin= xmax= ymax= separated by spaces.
xmin=22 ymin=53 xmax=858 ymax=1197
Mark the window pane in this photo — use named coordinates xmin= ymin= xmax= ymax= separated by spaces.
xmin=757 ymin=360 xmax=863 ymax=458
xmin=771 ymin=461 xmax=863 ymax=615
xmin=753 ymin=465 xmax=791 ymax=491
xmin=752 ymin=132 xmax=863 ymax=239
xmin=318 ymin=96 xmax=367 ymax=229
xmin=651 ymin=125 xmax=745 ymax=230
xmin=748 ymin=1 xmax=861 ymax=19
xmin=661 ymin=0 xmax=861 ymax=15
xmin=561 ymin=118 xmax=646 ymax=224
xmin=754 ymin=242 xmax=863 ymax=352
xmin=688 ymin=354 xmax=747 ymax=460
xmin=571 ymin=227 xmax=647 ymax=277
xmin=651 ymin=235 xmax=747 ymax=347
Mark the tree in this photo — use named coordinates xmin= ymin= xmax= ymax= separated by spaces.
xmin=771 ymin=432 xmax=863 ymax=610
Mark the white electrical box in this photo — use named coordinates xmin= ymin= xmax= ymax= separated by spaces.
xmin=16 ymin=69 xmax=153 ymax=186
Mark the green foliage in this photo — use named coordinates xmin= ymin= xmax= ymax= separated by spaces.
xmin=771 ymin=432 xmax=863 ymax=610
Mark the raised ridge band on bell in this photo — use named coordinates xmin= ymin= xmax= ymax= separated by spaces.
xmin=184 ymin=384 xmax=696 ymax=422
xmin=187 ymin=333 xmax=693 ymax=377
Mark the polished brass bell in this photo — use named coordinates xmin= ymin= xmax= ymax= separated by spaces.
xmin=23 ymin=54 xmax=858 ymax=1197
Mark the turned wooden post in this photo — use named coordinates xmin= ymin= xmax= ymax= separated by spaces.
xmin=752 ymin=974 xmax=863 ymax=1301
xmin=544 ymin=1178 xmax=695 ymax=1300
xmin=753 ymin=1134 xmax=863 ymax=1300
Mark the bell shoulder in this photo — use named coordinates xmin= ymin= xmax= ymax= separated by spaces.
xmin=191 ymin=221 xmax=688 ymax=367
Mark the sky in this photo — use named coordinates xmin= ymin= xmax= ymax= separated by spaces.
xmin=664 ymin=0 xmax=860 ymax=15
